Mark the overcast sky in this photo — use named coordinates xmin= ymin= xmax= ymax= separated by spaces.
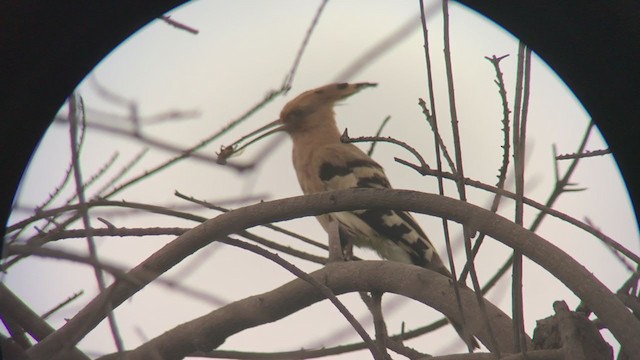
xmin=5 ymin=1 xmax=639 ymax=358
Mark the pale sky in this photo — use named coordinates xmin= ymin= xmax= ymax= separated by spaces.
xmin=5 ymin=1 xmax=639 ymax=358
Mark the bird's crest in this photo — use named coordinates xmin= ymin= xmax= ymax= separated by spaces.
xmin=217 ymin=82 xmax=376 ymax=163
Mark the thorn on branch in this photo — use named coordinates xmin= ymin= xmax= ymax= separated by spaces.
xmin=41 ymin=291 xmax=84 ymax=319
xmin=97 ymin=217 xmax=117 ymax=230
xmin=417 ymin=98 xmax=457 ymax=174
xmin=555 ymin=148 xmax=612 ymax=160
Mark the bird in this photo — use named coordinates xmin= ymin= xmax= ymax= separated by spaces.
xmin=221 ymin=82 xmax=478 ymax=349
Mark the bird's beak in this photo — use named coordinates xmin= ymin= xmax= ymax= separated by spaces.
xmin=334 ymin=82 xmax=377 ymax=101
xmin=351 ymin=82 xmax=377 ymax=90
xmin=217 ymin=118 xmax=284 ymax=164
xmin=216 ymin=82 xmax=378 ymax=164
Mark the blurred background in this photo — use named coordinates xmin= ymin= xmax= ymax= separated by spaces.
xmin=4 ymin=0 xmax=638 ymax=358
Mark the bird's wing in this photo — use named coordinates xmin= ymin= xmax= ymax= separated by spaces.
xmin=313 ymin=143 xmax=447 ymax=274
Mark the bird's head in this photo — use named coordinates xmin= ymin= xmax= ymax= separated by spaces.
xmin=217 ymin=82 xmax=376 ymax=164
xmin=279 ymin=82 xmax=377 ymax=133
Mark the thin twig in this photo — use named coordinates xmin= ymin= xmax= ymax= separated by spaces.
xmin=418 ymin=99 xmax=457 ymax=173
xmin=333 ymin=14 xmax=423 ymax=81
xmin=219 ymin=237 xmax=384 ymax=360
xmin=21 ymin=226 xmax=189 ymax=241
xmin=531 ymin=121 xmax=595 ymax=233
xmin=25 ymin=189 xmax=640 ymax=358
xmin=511 ymin=41 xmax=531 ymax=354
xmin=173 ymin=190 xmax=331 ymax=253
xmin=341 ymin=129 xmax=430 ymax=171
xmin=159 ymin=15 xmax=199 ymax=35
xmin=68 ymin=95 xmax=125 ymax=352
xmin=585 ymin=217 xmax=636 ymax=273
xmin=34 ymin=160 xmax=74 ymax=213
xmin=41 ymin=291 xmax=84 ymax=320
xmin=18 ymin=142 xmax=120 ymax=243
xmin=367 ymin=116 xmax=392 ymax=156
xmin=105 ymin=90 xmax=284 ymax=199
xmin=555 ymin=148 xmax=612 ymax=160
xmin=465 ymin=120 xmax=598 ymax=328
xmin=433 ymin=167 xmax=638 ymax=266
xmin=442 ymin=1 xmax=494 ymax=352
xmin=419 ymin=4 xmax=468 ymax=353
xmin=7 ymin=243 xmax=229 ymax=307
xmin=0 ymin=283 xmax=90 ymax=360
xmin=80 ymin=152 xmax=120 ymax=193
xmin=2 ymin=199 xmax=206 ymax=270
xmin=486 ymin=54 xmax=512 ymax=212
xmin=53 ymin=116 xmax=225 ymax=168
xmin=6 ymin=199 xmax=204 ymax=235
xmin=370 ymin=292 xmax=391 ymax=358
xmin=418 ymin=0 xmax=448 ymax=200
xmin=7 ymin=156 xmax=73 ymax=243
xmin=96 ymin=148 xmax=148 ymax=196
xmin=142 ymin=109 xmax=201 ymax=125
xmin=441 ymin=0 xmax=466 ymax=196
xmin=8 ymin=244 xmax=144 ymax=287
xmin=459 ymin=55 xmax=512 ymax=282
xmin=237 ymin=229 xmax=329 ymax=265
xmin=281 ymin=0 xmax=329 ymax=91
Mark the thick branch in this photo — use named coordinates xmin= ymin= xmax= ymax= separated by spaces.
xmin=100 ymin=261 xmax=520 ymax=360
xmin=0 ymin=284 xmax=89 ymax=360
xmin=26 ymin=189 xmax=640 ymax=359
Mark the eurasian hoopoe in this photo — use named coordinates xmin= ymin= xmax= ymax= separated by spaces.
xmin=220 ymin=82 xmax=478 ymax=349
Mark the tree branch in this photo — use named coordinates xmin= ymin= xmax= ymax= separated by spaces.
xmin=26 ymin=189 xmax=640 ymax=359
xmin=98 ymin=261 xmax=520 ymax=360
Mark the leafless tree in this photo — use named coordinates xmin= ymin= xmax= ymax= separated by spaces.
xmin=2 ymin=2 xmax=638 ymax=360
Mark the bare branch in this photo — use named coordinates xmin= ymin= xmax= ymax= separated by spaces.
xmin=555 ymin=148 xmax=611 ymax=160
xmin=367 ymin=115 xmax=392 ymax=156
xmin=281 ymin=0 xmax=329 ymax=91
xmin=193 ymin=348 xmax=563 ymax=360
xmin=95 ymin=148 xmax=148 ymax=196
xmin=53 ymin=115 xmax=223 ymax=168
xmin=99 ymin=261 xmax=521 ymax=360
xmin=219 ymin=237 xmax=383 ymax=359
xmin=25 ymin=189 xmax=640 ymax=359
xmin=333 ymin=14 xmax=422 ymax=81
xmin=159 ymin=15 xmax=199 ymax=35
xmin=458 ymin=54 xmax=511 ymax=283
xmin=511 ymin=41 xmax=533 ymax=353
xmin=174 ymin=190 xmax=330 ymax=253
xmin=41 ymin=291 xmax=84 ymax=320
xmin=340 ymin=128 xmax=430 ymax=171
xmin=418 ymin=99 xmax=457 ymax=173
xmin=68 ymin=95 xmax=125 ymax=352
xmin=0 ymin=283 xmax=89 ymax=360
xmin=585 ymin=217 xmax=636 ymax=273
xmin=7 ymin=243 xmax=228 ymax=307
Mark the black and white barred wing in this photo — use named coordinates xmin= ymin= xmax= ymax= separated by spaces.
xmin=316 ymin=143 xmax=448 ymax=275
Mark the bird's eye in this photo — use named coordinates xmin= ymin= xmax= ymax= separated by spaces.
xmin=289 ymin=109 xmax=304 ymax=118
